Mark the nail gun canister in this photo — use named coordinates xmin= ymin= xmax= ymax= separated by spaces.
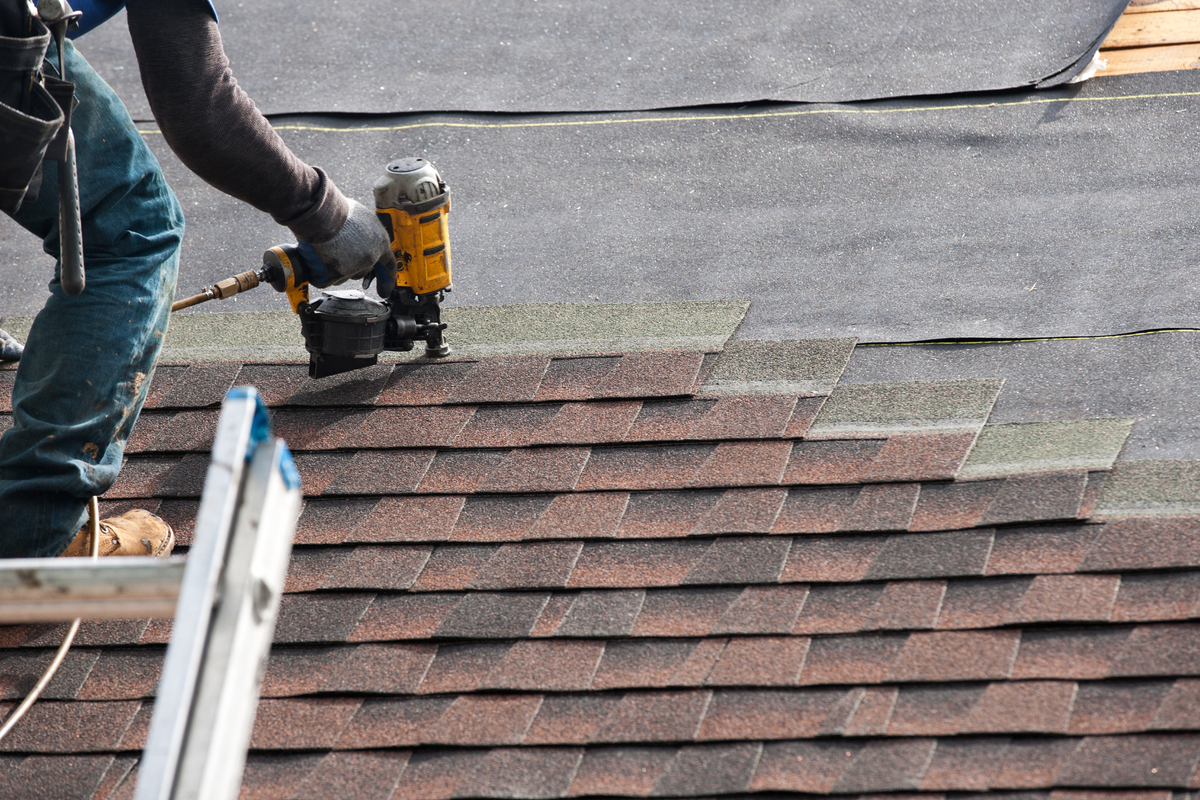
xmin=373 ymin=157 xmax=451 ymax=296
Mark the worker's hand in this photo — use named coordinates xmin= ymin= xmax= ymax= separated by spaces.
xmin=298 ymin=200 xmax=398 ymax=296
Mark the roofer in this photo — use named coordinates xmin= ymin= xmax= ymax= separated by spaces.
xmin=0 ymin=0 xmax=396 ymax=558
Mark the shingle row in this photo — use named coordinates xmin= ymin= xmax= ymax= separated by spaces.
xmin=3 ymin=352 xmax=715 ymax=414
xmin=10 ymin=624 xmax=1199 ymax=701
xmin=122 ymin=395 xmax=828 ymax=455
xmin=283 ymin=523 xmax=1196 ymax=594
xmin=6 ymin=678 xmax=1200 ymax=754
xmin=8 ymin=748 xmax=1199 ymax=800
xmin=106 ymin=465 xmax=1098 ymax=539
xmin=278 ymin=572 xmax=1200 ymax=638
xmin=78 ymin=735 xmax=1200 ymax=797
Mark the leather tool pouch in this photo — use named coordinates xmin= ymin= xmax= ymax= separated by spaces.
xmin=0 ymin=12 xmax=65 ymax=215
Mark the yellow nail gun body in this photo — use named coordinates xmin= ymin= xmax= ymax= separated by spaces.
xmin=262 ymin=158 xmax=453 ymax=378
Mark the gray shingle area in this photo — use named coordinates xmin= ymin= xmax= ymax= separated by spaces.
xmin=1 ymin=301 xmax=749 ymax=362
xmin=843 ymin=332 xmax=1200 ymax=460
xmin=76 ymin=0 xmax=1124 ymax=118
xmin=959 ymin=419 xmax=1134 ymax=479
xmin=699 ymin=340 xmax=857 ymax=397
xmin=1096 ymin=461 xmax=1200 ymax=517
xmin=807 ymin=379 xmax=1002 ymax=438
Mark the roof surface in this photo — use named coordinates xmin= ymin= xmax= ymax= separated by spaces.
xmin=3 ymin=338 xmax=1199 ymax=799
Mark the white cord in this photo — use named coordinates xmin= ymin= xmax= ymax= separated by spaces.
xmin=0 ymin=497 xmax=100 ymax=743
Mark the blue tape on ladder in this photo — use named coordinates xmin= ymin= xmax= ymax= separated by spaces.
xmin=225 ymin=386 xmax=302 ymax=491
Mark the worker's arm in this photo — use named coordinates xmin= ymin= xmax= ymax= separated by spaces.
xmin=125 ymin=0 xmax=395 ymax=287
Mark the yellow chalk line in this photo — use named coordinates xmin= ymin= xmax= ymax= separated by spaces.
xmin=136 ymin=89 xmax=1200 ymax=136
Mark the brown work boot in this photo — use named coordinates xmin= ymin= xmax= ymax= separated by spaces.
xmin=59 ymin=509 xmax=175 ymax=558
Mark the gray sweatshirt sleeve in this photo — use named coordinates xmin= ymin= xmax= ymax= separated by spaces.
xmin=125 ymin=0 xmax=349 ymax=243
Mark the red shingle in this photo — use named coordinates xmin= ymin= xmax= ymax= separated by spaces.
xmin=919 ymin=737 xmax=1008 ymax=791
xmin=591 ymin=640 xmax=708 ymax=690
xmin=416 ymin=643 xmax=512 ymax=694
xmin=593 ymin=690 xmax=710 ymax=743
xmin=783 ymin=439 xmax=886 ymax=484
xmin=713 ymin=585 xmax=809 ymax=635
xmin=704 ymin=636 xmax=810 ymax=686
xmin=844 ymin=687 xmax=899 ymax=735
xmin=291 ymin=750 xmax=409 ymax=800
xmin=477 ymin=446 xmax=590 ymax=493
xmin=781 ymin=535 xmax=884 ymax=582
xmin=625 ymin=399 xmax=716 ymax=441
xmin=887 ymin=685 xmax=983 ymax=736
xmin=451 ymin=404 xmax=560 ymax=448
xmin=1110 ymin=623 xmax=1200 ymax=678
xmin=985 ymin=524 xmax=1099 ymax=576
xmin=909 ymin=479 xmax=1000 ymax=531
xmin=524 ymin=694 xmax=623 ymax=745
xmin=799 ymin=634 xmax=908 ymax=685
xmin=862 ymin=432 xmax=979 ymax=483
xmin=323 ymin=449 xmax=436 ymax=495
xmin=391 ymin=749 xmax=484 ymax=800
xmin=347 ymin=495 xmax=464 ymax=543
xmin=697 ymin=687 xmax=848 ymax=740
xmin=296 ymin=497 xmax=378 ymax=545
xmin=470 ymin=541 xmax=584 ymax=589
xmin=344 ymin=406 xmax=475 ymax=448
xmin=1057 ymin=734 xmax=1200 ymax=787
xmin=538 ymin=401 xmax=640 ymax=445
xmin=144 ymin=361 xmax=239 ymax=408
xmin=991 ymin=737 xmax=1077 ymax=788
xmin=528 ymin=492 xmax=629 ymax=539
xmin=377 ymin=360 xmax=474 ymax=406
xmin=1080 ymin=517 xmax=1200 ymax=572
xmin=936 ymin=577 xmax=1034 ymax=630
xmin=576 ymin=443 xmax=716 ymax=491
xmin=445 ymin=356 xmax=550 ymax=404
xmin=1011 ymin=628 xmax=1132 ymax=680
xmin=449 ymin=495 xmax=552 ymax=541
xmin=455 ymin=746 xmax=584 ymax=798
xmin=534 ymin=356 xmax=620 ymax=402
xmin=690 ymin=440 xmax=792 ymax=487
xmin=885 ymin=630 xmax=1020 ymax=682
xmin=750 ymin=740 xmax=860 ymax=792
xmin=962 ymin=680 xmax=1076 ymax=734
xmin=784 ymin=396 xmax=827 ymax=438
xmin=631 ymin=588 xmax=740 ymax=637
xmin=682 ymin=536 xmax=792 ymax=585
xmin=692 ymin=487 xmax=788 ymax=534
xmin=568 ymin=540 xmax=710 ymax=588
xmin=248 ymin=698 xmax=360 ymax=750
xmin=429 ymin=694 xmax=543 ymax=745
xmin=839 ymin=483 xmax=921 ymax=531
xmin=323 ymin=643 xmax=438 ymax=694
xmin=687 ymin=395 xmax=799 ymax=440
xmin=794 ymin=584 xmax=886 ymax=635
xmin=415 ymin=450 xmax=506 ymax=493
xmin=482 ymin=640 xmax=606 ymax=692
xmin=833 ymin=738 xmax=939 ymax=793
xmin=409 ymin=544 xmax=499 ymax=591
xmin=568 ymin=745 xmax=677 ymax=796
xmin=348 ymin=594 xmax=461 ymax=640
xmin=1010 ymin=574 xmax=1120 ymax=624
xmin=1068 ymin=681 xmax=1172 ymax=735
xmin=1111 ymin=572 xmax=1200 ymax=623
xmin=862 ymin=581 xmax=946 ymax=631
xmin=771 ymin=486 xmax=861 ymax=533
xmin=593 ymin=351 xmax=704 ymax=399
xmin=617 ymin=490 xmax=722 ymax=538
xmin=0 ymin=700 xmax=141 ymax=752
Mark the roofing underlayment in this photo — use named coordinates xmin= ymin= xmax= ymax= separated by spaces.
xmin=3 ymin=0 xmax=1200 ymax=797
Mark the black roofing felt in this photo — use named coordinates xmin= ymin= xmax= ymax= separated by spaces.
xmin=78 ymin=0 xmax=1124 ymax=118
xmin=6 ymin=71 xmax=1199 ymax=343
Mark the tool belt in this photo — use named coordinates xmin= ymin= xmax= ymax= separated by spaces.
xmin=0 ymin=2 xmax=74 ymax=216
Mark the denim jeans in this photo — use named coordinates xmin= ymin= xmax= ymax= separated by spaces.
xmin=0 ymin=40 xmax=183 ymax=557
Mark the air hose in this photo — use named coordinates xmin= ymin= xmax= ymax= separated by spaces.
xmin=0 ymin=496 xmax=100 ymax=744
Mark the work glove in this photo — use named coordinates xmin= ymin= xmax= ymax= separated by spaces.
xmin=0 ymin=326 xmax=23 ymax=361
xmin=297 ymin=199 xmax=398 ymax=297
